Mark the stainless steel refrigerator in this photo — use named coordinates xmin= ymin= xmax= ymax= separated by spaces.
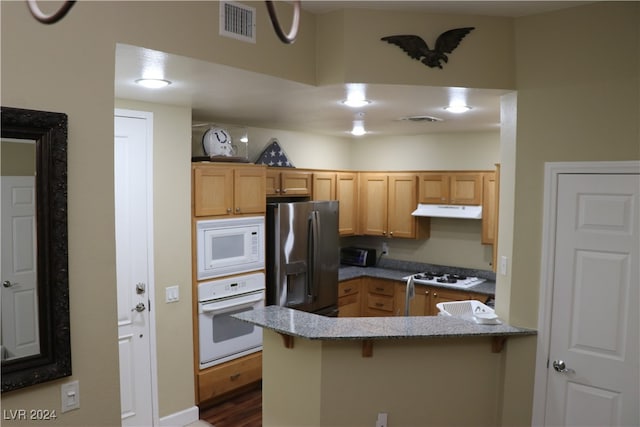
xmin=266 ymin=200 xmax=339 ymax=316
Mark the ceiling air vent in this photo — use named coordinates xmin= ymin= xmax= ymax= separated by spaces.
xmin=220 ymin=1 xmax=256 ymax=43
xmin=400 ymin=115 xmax=444 ymax=123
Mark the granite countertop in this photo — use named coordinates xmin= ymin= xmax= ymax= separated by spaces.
xmin=233 ymin=306 xmax=535 ymax=341
xmin=339 ymin=265 xmax=496 ymax=296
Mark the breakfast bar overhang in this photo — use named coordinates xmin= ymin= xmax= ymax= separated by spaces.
xmin=234 ymin=306 xmax=536 ymax=427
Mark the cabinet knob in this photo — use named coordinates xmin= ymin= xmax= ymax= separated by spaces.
xmin=389 ymin=232 xmax=393 ymax=236
xmin=226 ymin=208 xmax=232 ymax=213
xmin=282 ymin=189 xmax=287 ymax=193
xmin=235 ymin=207 xmax=240 ymax=212
xmin=275 ymin=189 xmax=280 ymax=193
xmin=433 ymin=293 xmax=438 ymax=297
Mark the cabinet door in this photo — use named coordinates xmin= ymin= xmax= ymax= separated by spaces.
xmin=481 ymin=172 xmax=497 ymax=245
xmin=193 ymin=165 xmax=234 ymax=217
xmin=280 ymin=171 xmax=311 ymax=196
xmin=359 ymin=173 xmax=388 ymax=236
xmin=312 ymin=172 xmax=336 ymax=200
xmin=265 ymin=169 xmax=280 ymax=196
xmin=234 ymin=167 xmax=266 ymax=215
xmin=450 ymin=173 xmax=482 ymax=205
xmin=336 ymin=172 xmax=358 ymax=236
xmin=387 ymin=174 xmax=417 ymax=238
xmin=418 ymin=173 xmax=449 ymax=204
xmin=197 ymin=352 xmax=262 ymax=403
xmin=430 ymin=288 xmax=475 ymax=315
xmin=338 ymin=279 xmax=361 ymax=317
xmin=395 ymin=282 xmax=428 ymax=316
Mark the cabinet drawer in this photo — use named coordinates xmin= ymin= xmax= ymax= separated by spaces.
xmin=338 ymin=280 xmax=359 ymax=297
xmin=197 ymin=352 xmax=262 ymax=403
xmin=366 ymin=293 xmax=393 ymax=312
xmin=367 ymin=280 xmax=394 ymax=296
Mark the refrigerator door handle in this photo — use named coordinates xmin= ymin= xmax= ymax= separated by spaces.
xmin=307 ymin=210 xmax=320 ymax=301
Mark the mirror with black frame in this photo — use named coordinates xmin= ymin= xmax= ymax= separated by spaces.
xmin=1 ymin=106 xmax=71 ymax=392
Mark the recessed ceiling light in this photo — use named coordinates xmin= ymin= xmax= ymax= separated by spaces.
xmin=444 ymin=105 xmax=471 ymax=113
xmin=351 ymin=120 xmax=366 ymax=136
xmin=342 ymin=98 xmax=371 ymax=108
xmin=135 ymin=78 xmax=172 ymax=89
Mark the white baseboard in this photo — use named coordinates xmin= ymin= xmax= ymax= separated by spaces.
xmin=159 ymin=405 xmax=199 ymax=427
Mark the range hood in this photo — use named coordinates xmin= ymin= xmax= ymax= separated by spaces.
xmin=411 ymin=204 xmax=482 ymax=219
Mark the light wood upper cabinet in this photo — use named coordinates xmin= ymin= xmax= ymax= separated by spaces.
xmin=481 ymin=171 xmax=497 ymax=245
xmin=359 ymin=173 xmax=388 ymax=237
xmin=193 ymin=163 xmax=266 ymax=217
xmin=388 ymin=174 xmax=421 ymax=238
xmin=360 ymin=173 xmax=428 ymax=239
xmin=312 ymin=172 xmax=336 ymax=201
xmin=336 ymin=172 xmax=359 ymax=236
xmin=266 ymin=169 xmax=311 ymax=196
xmin=310 ymin=171 xmax=358 ymax=236
xmin=419 ymin=172 xmax=482 ymax=205
xmin=418 ymin=173 xmax=450 ymax=204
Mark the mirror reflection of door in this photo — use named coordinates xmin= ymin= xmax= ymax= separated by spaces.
xmin=1 ymin=138 xmax=39 ymax=362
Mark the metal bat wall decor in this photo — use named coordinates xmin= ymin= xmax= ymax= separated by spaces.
xmin=381 ymin=27 xmax=475 ymax=69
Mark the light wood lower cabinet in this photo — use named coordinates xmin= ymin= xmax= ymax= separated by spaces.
xmin=338 ymin=278 xmax=362 ymax=317
xmin=395 ymin=282 xmax=492 ymax=316
xmin=339 ymin=278 xmax=493 ymax=317
xmin=197 ymin=352 xmax=262 ymax=404
xmin=362 ymin=277 xmax=396 ymax=316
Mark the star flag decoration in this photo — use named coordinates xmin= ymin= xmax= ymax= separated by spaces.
xmin=255 ymin=138 xmax=294 ymax=167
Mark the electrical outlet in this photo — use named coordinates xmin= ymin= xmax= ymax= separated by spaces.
xmin=61 ymin=380 xmax=80 ymax=413
xmin=381 ymin=242 xmax=389 ymax=256
xmin=376 ymin=412 xmax=388 ymax=427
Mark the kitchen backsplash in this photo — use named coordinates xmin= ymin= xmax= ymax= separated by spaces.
xmin=375 ymin=257 xmax=496 ymax=281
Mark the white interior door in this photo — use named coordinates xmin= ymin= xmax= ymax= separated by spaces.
xmin=544 ymin=173 xmax=639 ymax=426
xmin=115 ymin=110 xmax=157 ymax=426
xmin=1 ymin=176 xmax=39 ymax=360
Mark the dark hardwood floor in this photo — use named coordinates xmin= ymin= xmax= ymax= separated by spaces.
xmin=199 ymin=385 xmax=262 ymax=427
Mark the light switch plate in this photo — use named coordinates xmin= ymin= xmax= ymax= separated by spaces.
xmin=61 ymin=380 xmax=80 ymax=412
xmin=500 ymin=256 xmax=508 ymax=275
xmin=165 ymin=285 xmax=179 ymax=303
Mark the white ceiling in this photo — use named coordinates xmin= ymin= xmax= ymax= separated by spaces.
xmin=114 ymin=1 xmax=589 ymax=138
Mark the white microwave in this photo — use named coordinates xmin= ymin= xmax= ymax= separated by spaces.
xmin=196 ymin=216 xmax=265 ymax=280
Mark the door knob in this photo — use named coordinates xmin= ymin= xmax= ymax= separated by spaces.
xmin=552 ymin=359 xmax=573 ymax=373
xmin=132 ymin=302 xmax=146 ymax=312
xmin=2 ymin=280 xmax=16 ymax=288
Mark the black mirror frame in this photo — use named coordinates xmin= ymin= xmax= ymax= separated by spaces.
xmin=1 ymin=106 xmax=71 ymax=392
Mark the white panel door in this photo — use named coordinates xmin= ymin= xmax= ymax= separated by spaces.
xmin=115 ymin=112 xmax=155 ymax=426
xmin=545 ymin=173 xmax=639 ymax=426
xmin=1 ymin=176 xmax=39 ymax=360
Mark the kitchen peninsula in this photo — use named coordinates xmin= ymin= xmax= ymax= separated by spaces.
xmin=234 ymin=306 xmax=535 ymax=427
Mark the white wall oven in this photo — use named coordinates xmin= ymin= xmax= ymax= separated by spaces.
xmin=196 ymin=216 xmax=265 ymax=280
xmin=198 ymin=272 xmax=265 ymax=369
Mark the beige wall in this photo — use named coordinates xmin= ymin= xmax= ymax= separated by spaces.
xmin=262 ymin=329 xmax=515 ymax=427
xmin=317 ymin=9 xmax=515 ymax=88
xmin=499 ymin=3 xmax=639 ymax=425
xmin=1 ymin=141 xmax=36 ymax=176
xmin=1 ymin=1 xmax=638 ymax=427
xmin=0 ymin=1 xmax=318 ymax=425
